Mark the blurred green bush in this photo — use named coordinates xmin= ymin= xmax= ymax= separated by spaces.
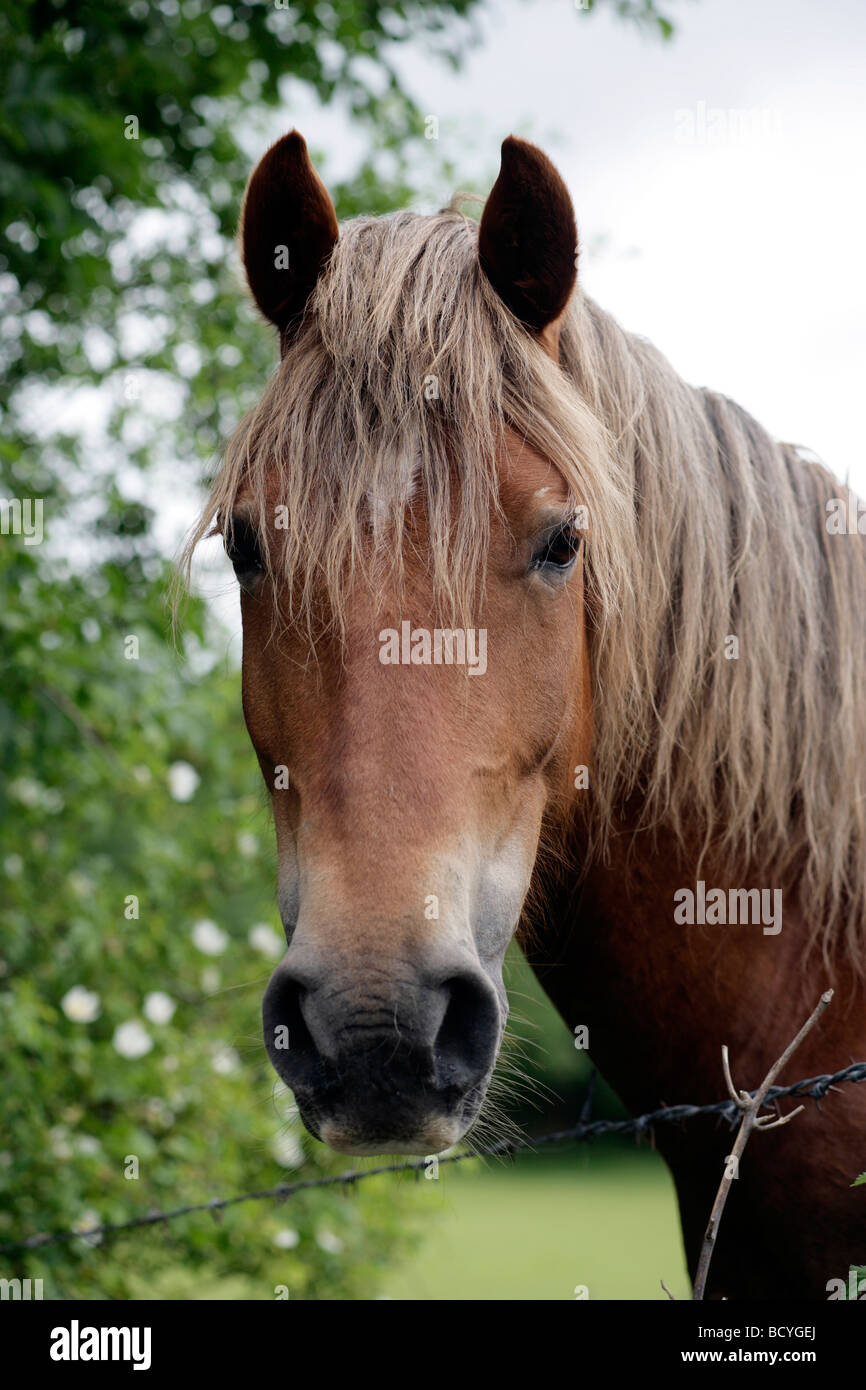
xmin=0 ymin=0 xmax=484 ymax=1301
xmin=0 ymin=529 xmax=433 ymax=1297
xmin=0 ymin=0 xmax=675 ymax=1298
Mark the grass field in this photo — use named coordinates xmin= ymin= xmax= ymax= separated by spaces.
xmin=380 ymin=1144 xmax=692 ymax=1301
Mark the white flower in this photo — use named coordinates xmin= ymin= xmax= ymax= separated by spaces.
xmin=68 ymin=872 xmax=94 ymax=898
xmin=113 ymin=1020 xmax=153 ymax=1059
xmin=210 ymin=1045 xmax=241 ymax=1076
xmin=272 ymin=1131 xmax=305 ymax=1169
xmin=74 ymin=1209 xmax=103 ymax=1247
xmin=61 ymin=986 xmax=101 ymax=1024
xmin=236 ymin=831 xmax=258 ymax=859
xmin=143 ymin=991 xmax=176 ymax=1025
xmin=132 ymin=764 xmax=152 ymax=785
xmin=191 ymin=919 xmax=228 ymax=955
xmin=143 ymin=1098 xmax=174 ymax=1129
xmin=8 ymin=777 xmax=43 ymax=807
xmin=316 ymin=1230 xmax=344 ymax=1255
xmin=167 ymin=761 xmax=199 ymax=802
xmin=75 ymin=1135 xmax=102 ymax=1157
xmin=200 ymin=967 xmax=221 ymax=993
xmin=49 ymin=1126 xmax=73 ymax=1160
xmin=3 ymin=854 xmax=23 ymax=877
xmin=273 ymin=1227 xmax=300 ymax=1249
xmin=249 ymin=923 xmax=283 ymax=958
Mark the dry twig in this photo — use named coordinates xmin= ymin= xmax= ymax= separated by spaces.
xmin=692 ymin=989 xmax=834 ymax=1300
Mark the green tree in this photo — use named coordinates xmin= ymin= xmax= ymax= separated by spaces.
xmin=0 ymin=526 xmax=432 ymax=1297
xmin=0 ymin=0 xmax=487 ymax=1301
xmin=0 ymin=0 xmax=683 ymax=1298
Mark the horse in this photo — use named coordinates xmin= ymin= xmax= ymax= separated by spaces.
xmin=185 ymin=129 xmax=866 ymax=1299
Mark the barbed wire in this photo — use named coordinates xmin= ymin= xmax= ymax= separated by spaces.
xmin=3 ymin=1060 xmax=865 ymax=1255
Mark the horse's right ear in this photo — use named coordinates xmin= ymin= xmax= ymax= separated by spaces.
xmin=240 ymin=130 xmax=338 ymax=346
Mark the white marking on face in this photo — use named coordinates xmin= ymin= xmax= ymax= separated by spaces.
xmin=472 ymin=829 xmax=538 ymax=963
xmin=366 ymin=451 xmax=420 ymax=532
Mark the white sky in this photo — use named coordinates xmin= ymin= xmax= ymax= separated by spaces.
xmin=384 ymin=0 xmax=866 ymax=487
xmin=187 ymin=0 xmax=866 ymax=639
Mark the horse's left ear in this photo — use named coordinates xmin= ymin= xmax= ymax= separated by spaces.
xmin=478 ymin=136 xmax=577 ymax=360
xmin=240 ymin=129 xmax=339 ymax=348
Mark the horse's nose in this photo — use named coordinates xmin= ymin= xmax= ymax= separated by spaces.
xmin=261 ymin=947 xmax=502 ymax=1152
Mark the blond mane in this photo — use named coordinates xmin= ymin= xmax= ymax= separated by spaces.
xmin=184 ymin=203 xmax=866 ymax=970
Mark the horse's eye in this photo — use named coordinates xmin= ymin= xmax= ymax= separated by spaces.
xmin=225 ymin=518 xmax=264 ymax=585
xmin=531 ymin=523 xmax=582 ymax=576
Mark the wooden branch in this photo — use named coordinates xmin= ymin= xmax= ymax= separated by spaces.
xmin=692 ymin=989 xmax=834 ymax=1301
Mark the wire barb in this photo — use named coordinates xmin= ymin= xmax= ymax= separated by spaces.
xmin=2 ymin=1053 xmax=863 ymax=1257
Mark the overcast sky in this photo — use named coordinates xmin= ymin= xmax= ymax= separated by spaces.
xmin=248 ymin=0 xmax=866 ymax=489
xmin=191 ymin=0 xmax=866 ymax=635
xmin=389 ymin=0 xmax=866 ymax=487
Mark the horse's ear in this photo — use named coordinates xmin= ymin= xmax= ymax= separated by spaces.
xmin=240 ymin=130 xmax=338 ymax=347
xmin=478 ymin=136 xmax=577 ymax=360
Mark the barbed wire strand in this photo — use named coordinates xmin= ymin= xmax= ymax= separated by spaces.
xmin=3 ymin=1061 xmax=864 ymax=1255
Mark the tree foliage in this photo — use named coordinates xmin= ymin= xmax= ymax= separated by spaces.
xmin=0 ymin=0 xmax=681 ymax=1297
xmin=0 ymin=0 xmax=484 ymax=1300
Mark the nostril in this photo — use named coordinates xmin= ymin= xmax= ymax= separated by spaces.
xmin=433 ymin=973 xmax=500 ymax=1092
xmin=263 ymin=956 xmax=501 ymax=1127
xmin=262 ymin=966 xmax=328 ymax=1089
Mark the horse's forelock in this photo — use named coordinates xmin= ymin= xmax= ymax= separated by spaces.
xmin=182 ymin=206 xmax=630 ymax=633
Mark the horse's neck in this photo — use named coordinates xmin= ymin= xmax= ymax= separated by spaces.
xmin=523 ymin=819 xmax=857 ymax=1113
